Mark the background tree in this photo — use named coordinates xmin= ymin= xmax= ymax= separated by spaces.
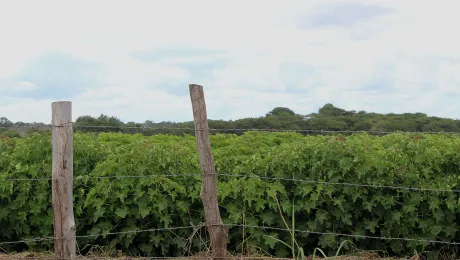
xmin=266 ymin=107 xmax=296 ymax=117
xmin=0 ymin=117 xmax=13 ymax=127
xmin=3 ymin=104 xmax=460 ymax=137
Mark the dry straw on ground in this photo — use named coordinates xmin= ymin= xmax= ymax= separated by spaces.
xmin=0 ymin=251 xmax=411 ymax=260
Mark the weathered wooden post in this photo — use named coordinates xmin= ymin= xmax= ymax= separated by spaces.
xmin=52 ymin=101 xmax=76 ymax=260
xmin=189 ymin=84 xmax=228 ymax=259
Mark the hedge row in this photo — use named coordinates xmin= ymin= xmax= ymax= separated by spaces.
xmin=1 ymin=132 xmax=460 ymax=257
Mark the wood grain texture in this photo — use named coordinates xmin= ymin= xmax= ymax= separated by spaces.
xmin=51 ymin=101 xmax=76 ymax=260
xmin=189 ymin=84 xmax=228 ymax=259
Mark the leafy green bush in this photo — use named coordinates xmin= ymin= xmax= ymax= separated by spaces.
xmin=1 ymin=132 xmax=460 ymax=257
xmin=0 ymin=130 xmax=21 ymax=138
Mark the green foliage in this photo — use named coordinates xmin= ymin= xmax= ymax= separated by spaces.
xmin=1 ymin=132 xmax=460 ymax=258
xmin=76 ymin=114 xmax=124 ymax=126
xmin=0 ymin=130 xmax=21 ymax=138
xmin=4 ymin=104 xmax=460 ymax=138
xmin=266 ymin=107 xmax=296 ymax=117
xmin=73 ymin=105 xmax=460 ymax=134
xmin=0 ymin=117 xmax=13 ymax=127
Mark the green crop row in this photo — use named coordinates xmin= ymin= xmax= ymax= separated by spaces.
xmin=1 ymin=132 xmax=460 ymax=258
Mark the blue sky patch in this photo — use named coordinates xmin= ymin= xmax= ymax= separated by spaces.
xmin=1 ymin=52 xmax=102 ymax=100
xmin=300 ymin=3 xmax=392 ymax=28
xmin=131 ymin=47 xmax=227 ymax=62
xmin=278 ymin=61 xmax=320 ymax=93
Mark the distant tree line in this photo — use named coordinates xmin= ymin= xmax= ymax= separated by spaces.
xmin=2 ymin=104 xmax=460 ymax=137
xmin=0 ymin=117 xmax=48 ymax=137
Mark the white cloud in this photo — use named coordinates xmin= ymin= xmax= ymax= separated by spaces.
xmin=73 ymin=86 xmax=193 ymax=123
xmin=99 ymin=57 xmax=191 ymax=88
xmin=436 ymin=61 xmax=460 ymax=95
xmin=0 ymin=0 xmax=460 ymax=123
xmin=15 ymin=81 xmax=36 ymax=91
xmin=0 ymin=98 xmax=53 ymax=123
xmin=0 ymin=81 xmax=36 ymax=92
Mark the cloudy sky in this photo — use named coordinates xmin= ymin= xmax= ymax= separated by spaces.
xmin=1 ymin=0 xmax=459 ymax=123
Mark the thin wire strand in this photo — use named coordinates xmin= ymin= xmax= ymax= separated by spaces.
xmin=1 ymin=125 xmax=50 ymax=129
xmin=4 ymin=124 xmax=460 ymax=135
xmin=0 ymin=174 xmax=201 ymax=182
xmin=74 ymin=174 xmax=200 ymax=180
xmin=225 ymin=224 xmax=460 ymax=246
xmin=71 ymin=125 xmax=460 ymax=135
xmin=75 ymin=226 xmax=193 ymax=239
xmin=0 ymin=236 xmax=54 ymax=245
xmin=2 ymin=224 xmax=459 ymax=248
xmin=3 ymin=173 xmax=460 ymax=194
xmin=0 ymin=255 xmax=278 ymax=259
xmin=0 ymin=226 xmax=194 ymax=246
xmin=74 ymin=125 xmax=195 ymax=131
xmin=1 ymin=177 xmax=52 ymax=181
xmin=217 ymin=173 xmax=460 ymax=193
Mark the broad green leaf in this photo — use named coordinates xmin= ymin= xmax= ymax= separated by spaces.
xmin=115 ymin=206 xmax=130 ymax=218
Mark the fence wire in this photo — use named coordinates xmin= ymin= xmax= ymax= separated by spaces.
xmin=0 ymin=255 xmax=286 ymax=260
xmin=3 ymin=173 xmax=460 ymax=194
xmin=3 ymin=124 xmax=460 ymax=135
xmin=63 ymin=125 xmax=460 ymax=135
xmin=0 ymin=226 xmax=194 ymax=246
xmin=227 ymin=224 xmax=460 ymax=246
xmin=1 ymin=223 xmax=460 ymax=248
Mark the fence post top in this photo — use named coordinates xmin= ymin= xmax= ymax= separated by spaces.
xmin=51 ymin=101 xmax=72 ymax=106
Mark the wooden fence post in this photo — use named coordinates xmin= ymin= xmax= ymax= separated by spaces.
xmin=189 ymin=84 xmax=228 ymax=259
xmin=52 ymin=101 xmax=76 ymax=260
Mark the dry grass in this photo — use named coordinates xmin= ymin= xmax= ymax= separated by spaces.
xmin=0 ymin=251 xmax=410 ymax=260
